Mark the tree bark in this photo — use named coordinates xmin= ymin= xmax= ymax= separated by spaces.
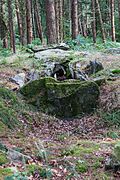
xmin=8 ymin=0 xmax=16 ymax=53
xmin=91 ymin=0 xmax=96 ymax=43
xmin=55 ymin=0 xmax=60 ymax=43
xmin=95 ymin=0 xmax=106 ymax=43
xmin=58 ymin=0 xmax=63 ymax=42
xmin=0 ymin=0 xmax=8 ymax=48
xmin=111 ymin=0 xmax=115 ymax=41
xmin=15 ymin=0 xmax=23 ymax=45
xmin=26 ymin=0 xmax=33 ymax=44
xmin=71 ymin=0 xmax=79 ymax=39
xmin=45 ymin=0 xmax=56 ymax=44
xmin=118 ymin=0 xmax=120 ymax=41
xmin=34 ymin=0 xmax=43 ymax=43
xmin=19 ymin=0 xmax=26 ymax=45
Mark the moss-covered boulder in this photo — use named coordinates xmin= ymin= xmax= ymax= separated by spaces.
xmin=20 ymin=77 xmax=99 ymax=117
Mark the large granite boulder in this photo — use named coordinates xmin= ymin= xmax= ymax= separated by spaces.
xmin=20 ymin=77 xmax=100 ymax=118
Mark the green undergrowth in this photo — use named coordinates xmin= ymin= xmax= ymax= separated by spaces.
xmin=0 ymin=87 xmax=36 ymax=129
xmin=99 ymin=110 xmax=120 ymax=127
xmin=27 ymin=164 xmax=52 ymax=179
xmin=61 ymin=140 xmax=104 ymax=174
xmin=111 ymin=69 xmax=120 ymax=74
xmin=0 ymin=151 xmax=9 ymax=166
xmin=0 ymin=168 xmax=13 ymax=180
xmin=62 ymin=141 xmax=99 ymax=157
xmin=67 ymin=36 xmax=120 ymax=51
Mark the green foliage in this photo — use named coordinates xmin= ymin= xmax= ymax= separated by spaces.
xmin=111 ymin=69 xmax=120 ymax=74
xmin=0 ymin=151 xmax=9 ymax=165
xmin=0 ymin=48 xmax=11 ymax=57
xmin=0 ymin=87 xmax=36 ymax=129
xmin=0 ymin=168 xmax=12 ymax=179
xmin=0 ymin=59 xmax=7 ymax=65
xmin=100 ymin=110 xmax=120 ymax=126
xmin=114 ymin=142 xmax=120 ymax=161
xmin=31 ymin=38 xmax=42 ymax=46
xmin=67 ymin=35 xmax=120 ymax=51
xmin=27 ymin=164 xmax=52 ymax=179
xmin=5 ymin=172 xmax=28 ymax=180
xmin=75 ymin=160 xmax=88 ymax=173
xmin=62 ymin=141 xmax=99 ymax=157
xmin=107 ymin=131 xmax=119 ymax=139
xmin=27 ymin=164 xmax=42 ymax=175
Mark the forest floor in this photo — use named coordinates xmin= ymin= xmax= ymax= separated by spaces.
xmin=0 ymin=49 xmax=120 ymax=179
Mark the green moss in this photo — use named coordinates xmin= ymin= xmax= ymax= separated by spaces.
xmin=114 ymin=142 xmax=120 ymax=161
xmin=27 ymin=164 xmax=42 ymax=175
xmin=0 ymin=87 xmax=17 ymax=104
xmin=20 ymin=77 xmax=99 ymax=117
xmin=0 ymin=168 xmax=12 ymax=179
xmin=0 ymin=152 xmax=9 ymax=165
xmin=0 ymin=121 xmax=8 ymax=136
xmin=27 ymin=164 xmax=52 ymax=178
xmin=62 ymin=141 xmax=100 ymax=157
xmin=92 ymin=161 xmax=101 ymax=169
xmin=93 ymin=172 xmax=111 ymax=180
xmin=75 ymin=160 xmax=88 ymax=173
xmin=0 ymin=87 xmax=37 ymax=129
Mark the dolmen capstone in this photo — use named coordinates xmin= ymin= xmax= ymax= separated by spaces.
xmin=20 ymin=77 xmax=100 ymax=118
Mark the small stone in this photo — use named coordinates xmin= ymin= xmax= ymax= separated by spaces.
xmin=10 ymin=73 xmax=26 ymax=87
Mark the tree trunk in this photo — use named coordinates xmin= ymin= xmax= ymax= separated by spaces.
xmin=95 ymin=0 xmax=106 ymax=43
xmin=91 ymin=0 xmax=96 ymax=43
xmin=111 ymin=0 xmax=115 ymax=41
xmin=8 ymin=0 xmax=16 ymax=53
xmin=26 ymin=0 xmax=33 ymax=44
xmin=71 ymin=0 xmax=79 ymax=39
xmin=34 ymin=0 xmax=43 ymax=43
xmin=19 ymin=0 xmax=26 ymax=45
xmin=118 ymin=0 xmax=120 ymax=41
xmin=0 ymin=0 xmax=8 ymax=48
xmin=15 ymin=0 xmax=23 ymax=45
xmin=58 ymin=0 xmax=63 ymax=42
xmin=45 ymin=0 xmax=56 ymax=44
xmin=79 ymin=1 xmax=87 ymax=37
xmin=55 ymin=0 xmax=60 ymax=43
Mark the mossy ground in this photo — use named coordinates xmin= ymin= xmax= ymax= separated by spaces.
xmin=0 ymin=151 xmax=9 ymax=165
xmin=0 ymin=168 xmax=12 ymax=180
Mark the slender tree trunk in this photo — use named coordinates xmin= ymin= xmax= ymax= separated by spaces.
xmin=55 ymin=0 xmax=60 ymax=43
xmin=15 ymin=0 xmax=23 ymax=45
xmin=34 ymin=0 xmax=43 ymax=43
xmin=19 ymin=0 xmax=26 ymax=45
xmin=31 ymin=0 xmax=36 ymax=39
xmin=8 ymin=0 xmax=16 ymax=53
xmin=95 ymin=0 xmax=106 ymax=43
xmin=26 ymin=0 xmax=33 ymax=44
xmin=118 ymin=0 xmax=120 ymax=41
xmin=0 ymin=0 xmax=8 ymax=48
xmin=91 ymin=0 xmax=96 ymax=43
xmin=111 ymin=0 xmax=115 ymax=41
xmin=79 ymin=1 xmax=87 ymax=37
xmin=45 ymin=0 xmax=56 ymax=44
xmin=58 ymin=0 xmax=63 ymax=42
xmin=71 ymin=0 xmax=79 ymax=39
